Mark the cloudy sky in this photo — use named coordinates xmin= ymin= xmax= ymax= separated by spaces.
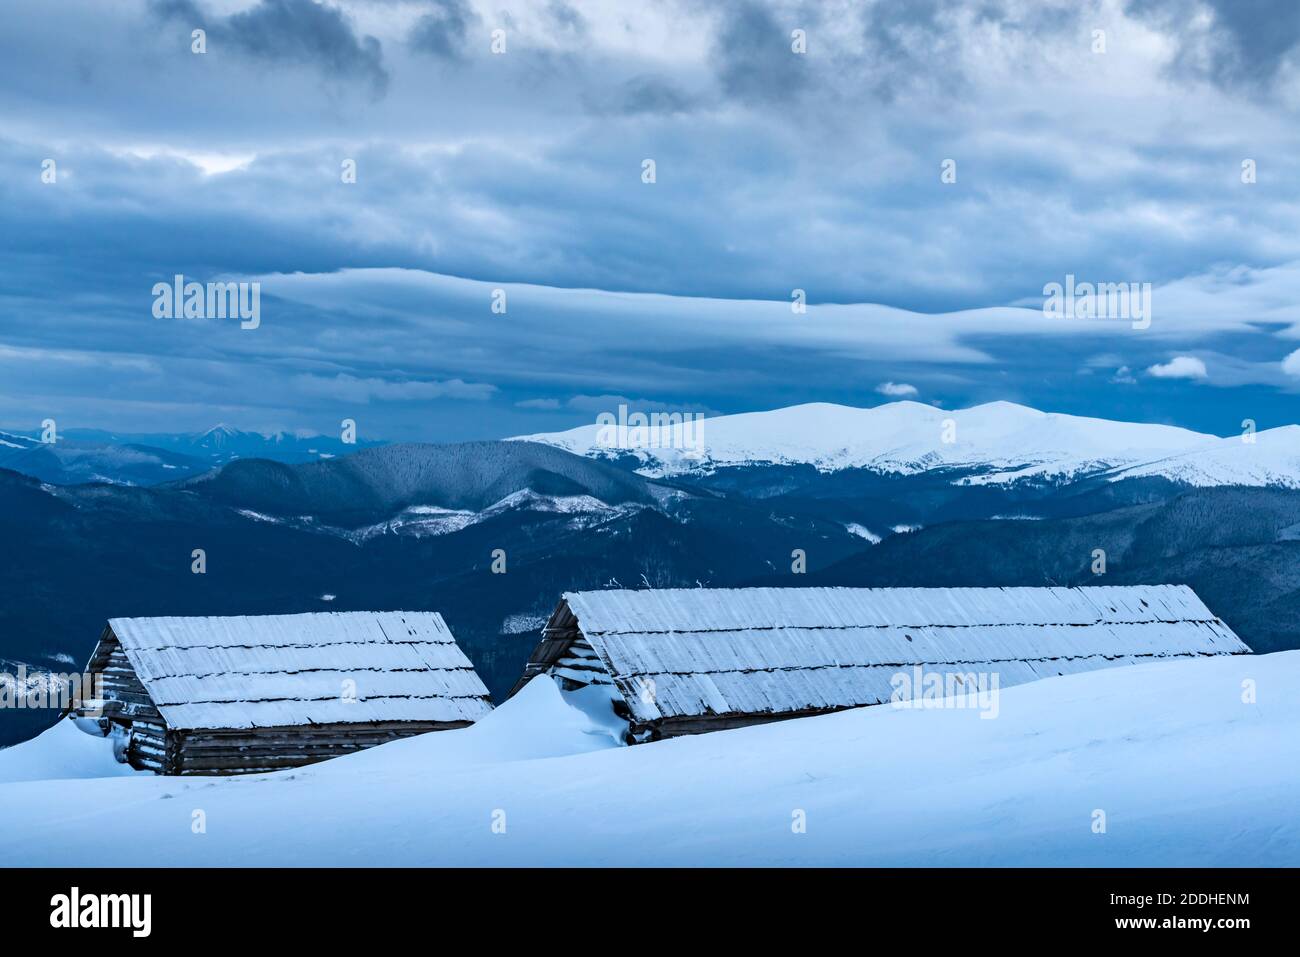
xmin=2 ymin=0 xmax=1299 ymax=442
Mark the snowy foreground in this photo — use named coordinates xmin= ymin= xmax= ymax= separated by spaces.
xmin=1 ymin=651 xmax=1297 ymax=866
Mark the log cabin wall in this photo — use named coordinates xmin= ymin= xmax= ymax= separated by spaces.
xmin=169 ymin=720 xmax=474 ymax=774
xmin=77 ymin=631 xmax=171 ymax=772
xmin=631 ymin=708 xmax=851 ymax=741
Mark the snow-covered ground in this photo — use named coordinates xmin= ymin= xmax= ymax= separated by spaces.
xmin=514 ymin=400 xmax=1300 ymax=487
xmin=1 ymin=651 xmax=1296 ymax=866
xmin=0 ymin=718 xmax=138 ymax=785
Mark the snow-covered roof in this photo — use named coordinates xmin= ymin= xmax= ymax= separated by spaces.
xmin=107 ymin=612 xmax=492 ymax=730
xmin=536 ymin=586 xmax=1250 ymax=723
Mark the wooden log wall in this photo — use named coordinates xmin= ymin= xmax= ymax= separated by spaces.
xmin=632 ymin=705 xmax=858 ymax=742
xmin=170 ymin=720 xmax=475 ymax=774
xmin=548 ymin=638 xmax=612 ymax=690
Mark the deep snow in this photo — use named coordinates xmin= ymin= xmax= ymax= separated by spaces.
xmin=1 ymin=651 xmax=1296 ymax=866
xmin=0 ymin=718 xmax=138 ymax=784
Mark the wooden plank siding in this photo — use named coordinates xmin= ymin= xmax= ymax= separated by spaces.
xmin=168 ymin=720 xmax=474 ymax=774
xmin=630 ymin=708 xmax=851 ymax=740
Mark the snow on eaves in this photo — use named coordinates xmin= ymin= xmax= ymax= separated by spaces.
xmin=108 ymin=612 xmax=493 ymax=730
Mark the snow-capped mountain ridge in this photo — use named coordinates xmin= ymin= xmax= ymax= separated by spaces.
xmin=1102 ymin=424 xmax=1300 ymax=488
xmin=514 ymin=400 xmax=1300 ymax=488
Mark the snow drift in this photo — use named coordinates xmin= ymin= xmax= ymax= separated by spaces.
xmin=1 ymin=651 xmax=1296 ymax=866
xmin=0 ymin=718 xmax=139 ymax=784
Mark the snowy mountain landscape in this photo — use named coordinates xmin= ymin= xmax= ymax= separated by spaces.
xmin=10 ymin=0 xmax=1300 ymax=917
xmin=5 ymin=417 xmax=1296 ymax=881
xmin=2 ymin=650 xmax=1295 ymax=866
xmin=3 ymin=399 xmax=1300 ymax=755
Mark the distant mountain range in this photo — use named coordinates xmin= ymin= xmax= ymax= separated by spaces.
xmin=0 ymin=425 xmax=383 ymax=486
xmin=517 ymin=400 xmax=1300 ymax=489
xmin=6 ymin=401 xmax=1297 ymax=491
xmin=2 ymin=400 xmax=1298 ymax=749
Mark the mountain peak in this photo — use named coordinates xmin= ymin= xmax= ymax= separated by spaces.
xmin=197 ymin=424 xmax=245 ymax=442
xmin=963 ymin=399 xmax=1043 ymax=416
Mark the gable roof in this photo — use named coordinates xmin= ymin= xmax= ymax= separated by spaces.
xmin=518 ymin=585 xmax=1250 ymax=724
xmin=106 ymin=612 xmax=492 ymax=730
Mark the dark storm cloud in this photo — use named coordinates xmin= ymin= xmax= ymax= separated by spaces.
xmin=711 ymin=0 xmax=810 ymax=104
xmin=707 ymin=0 xmax=1090 ymax=107
xmin=599 ymin=75 xmax=698 ymax=116
xmin=857 ymin=0 xmax=948 ymax=100
xmin=544 ymin=0 xmax=587 ymax=39
xmin=1128 ymin=0 xmax=1300 ymax=87
xmin=850 ymin=0 xmax=1093 ymax=101
xmin=150 ymin=0 xmax=389 ymax=96
xmin=408 ymin=0 xmax=477 ymax=60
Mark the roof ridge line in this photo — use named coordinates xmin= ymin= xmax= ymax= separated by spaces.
xmin=584 ymin=618 xmax=1222 ymax=636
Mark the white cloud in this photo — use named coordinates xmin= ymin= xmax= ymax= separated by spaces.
xmin=1284 ymin=349 xmax=1300 ymax=377
xmin=0 ymin=344 xmax=157 ymax=372
xmin=876 ymin=382 xmax=919 ymax=397
xmin=290 ymin=373 xmax=496 ymax=402
xmin=107 ymin=145 xmax=256 ymax=176
xmin=1147 ymin=356 xmax=1208 ymax=380
xmin=564 ymin=394 xmax=643 ymax=413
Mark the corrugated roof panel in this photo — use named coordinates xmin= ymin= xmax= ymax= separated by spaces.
xmin=107 ymin=612 xmax=491 ymax=730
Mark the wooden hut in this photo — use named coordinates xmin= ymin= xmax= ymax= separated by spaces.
xmin=510 ymin=585 xmax=1250 ymax=743
xmin=74 ymin=611 xmax=492 ymax=774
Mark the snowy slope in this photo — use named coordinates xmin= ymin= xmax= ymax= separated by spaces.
xmin=1102 ymin=425 xmax=1300 ymax=489
xmin=1 ymin=651 xmax=1296 ymax=866
xmin=0 ymin=429 xmax=39 ymax=451
xmin=0 ymin=718 xmax=139 ymax=784
xmin=513 ymin=400 xmax=1300 ymax=487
